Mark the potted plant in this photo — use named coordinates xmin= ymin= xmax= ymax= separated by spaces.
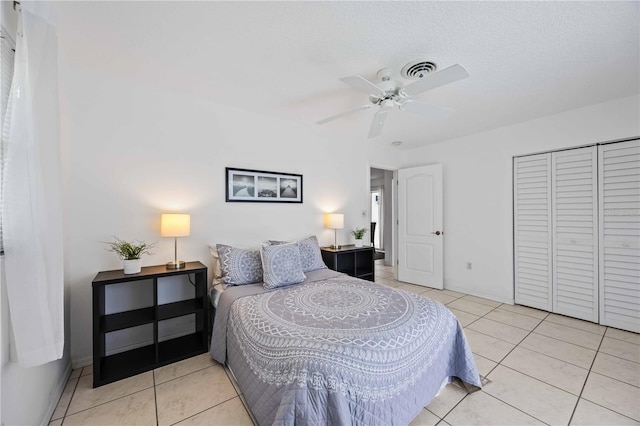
xmin=351 ymin=227 xmax=367 ymax=248
xmin=104 ymin=237 xmax=156 ymax=274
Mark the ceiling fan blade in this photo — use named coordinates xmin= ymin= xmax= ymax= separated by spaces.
xmin=340 ymin=75 xmax=386 ymax=97
xmin=400 ymin=64 xmax=469 ymax=97
xmin=399 ymin=100 xmax=454 ymax=120
xmin=317 ymin=104 xmax=373 ymax=125
xmin=368 ymin=109 xmax=388 ymax=138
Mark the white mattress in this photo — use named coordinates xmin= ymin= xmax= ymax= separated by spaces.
xmin=210 ymin=283 xmax=225 ymax=308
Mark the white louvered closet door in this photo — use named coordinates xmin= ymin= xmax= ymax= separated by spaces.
xmin=552 ymin=147 xmax=599 ymax=322
xmin=598 ymin=140 xmax=640 ymax=332
xmin=514 ymin=154 xmax=553 ymax=311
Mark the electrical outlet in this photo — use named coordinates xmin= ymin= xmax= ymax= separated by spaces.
xmin=466 ymin=262 xmax=472 ymax=270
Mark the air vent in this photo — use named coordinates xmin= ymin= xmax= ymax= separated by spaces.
xmin=401 ymin=60 xmax=437 ymax=80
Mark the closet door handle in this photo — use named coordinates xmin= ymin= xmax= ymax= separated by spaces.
xmin=431 ymin=231 xmax=442 ymax=236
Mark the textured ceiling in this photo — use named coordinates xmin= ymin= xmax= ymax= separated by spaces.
xmin=54 ymin=1 xmax=640 ymax=149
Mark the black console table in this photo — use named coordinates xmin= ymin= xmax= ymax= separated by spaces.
xmin=92 ymin=261 xmax=208 ymax=387
xmin=321 ymin=245 xmax=375 ymax=281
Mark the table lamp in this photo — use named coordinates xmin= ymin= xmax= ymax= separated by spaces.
xmin=325 ymin=213 xmax=344 ymax=249
xmin=161 ymin=213 xmax=190 ymax=269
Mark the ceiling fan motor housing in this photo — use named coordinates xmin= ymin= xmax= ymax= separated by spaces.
xmin=370 ymin=68 xmax=402 ymax=104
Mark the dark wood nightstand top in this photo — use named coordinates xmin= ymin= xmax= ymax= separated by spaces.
xmin=320 ymin=245 xmax=374 ymax=253
xmin=93 ymin=261 xmax=206 ymax=285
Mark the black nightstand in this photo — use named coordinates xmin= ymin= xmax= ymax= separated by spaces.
xmin=92 ymin=261 xmax=208 ymax=387
xmin=321 ymin=245 xmax=375 ymax=281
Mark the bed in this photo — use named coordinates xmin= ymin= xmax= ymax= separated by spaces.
xmin=210 ymin=257 xmax=481 ymax=425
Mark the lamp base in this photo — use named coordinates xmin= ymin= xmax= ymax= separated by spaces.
xmin=166 ymin=260 xmax=186 ymax=270
xmin=330 ymin=244 xmax=342 ymax=249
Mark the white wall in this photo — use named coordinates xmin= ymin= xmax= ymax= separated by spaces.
xmin=58 ymin=61 xmax=403 ymax=365
xmin=400 ymin=95 xmax=640 ymax=303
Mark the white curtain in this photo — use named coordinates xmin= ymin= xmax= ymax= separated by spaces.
xmin=2 ymin=2 xmax=63 ymax=367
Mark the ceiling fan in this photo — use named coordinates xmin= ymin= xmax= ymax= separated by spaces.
xmin=317 ymin=63 xmax=469 ymax=138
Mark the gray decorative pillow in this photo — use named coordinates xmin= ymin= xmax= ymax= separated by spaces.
xmin=297 ymin=236 xmax=327 ymax=272
xmin=268 ymin=236 xmax=326 ymax=273
xmin=216 ymin=244 xmax=263 ymax=287
xmin=261 ymin=243 xmax=306 ymax=289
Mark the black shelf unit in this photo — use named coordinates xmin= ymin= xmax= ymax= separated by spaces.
xmin=321 ymin=245 xmax=375 ymax=281
xmin=92 ymin=261 xmax=208 ymax=387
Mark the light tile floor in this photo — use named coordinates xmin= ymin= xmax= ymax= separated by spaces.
xmin=52 ymin=261 xmax=640 ymax=425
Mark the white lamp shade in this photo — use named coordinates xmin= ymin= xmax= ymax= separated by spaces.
xmin=325 ymin=213 xmax=344 ymax=230
xmin=161 ymin=214 xmax=191 ymax=237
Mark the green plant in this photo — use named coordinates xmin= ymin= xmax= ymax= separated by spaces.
xmin=104 ymin=237 xmax=156 ymax=260
xmin=351 ymin=227 xmax=367 ymax=239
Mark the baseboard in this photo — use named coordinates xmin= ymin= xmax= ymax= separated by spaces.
xmin=444 ymin=284 xmax=514 ymax=305
xmin=40 ymin=360 xmax=72 ymax=426
xmin=72 ymin=354 xmax=93 ymax=370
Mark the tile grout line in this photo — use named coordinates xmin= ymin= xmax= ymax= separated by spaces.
xmin=569 ymin=330 xmax=640 ymax=424
xmin=58 ymin=374 xmax=80 ymax=424
xmin=453 ymin=390 xmax=551 ymax=426
xmin=496 ymin=307 xmax=549 ymax=320
xmin=515 ymin=334 xmax=594 ymax=370
xmin=155 ymin=362 xmax=221 ymax=386
xmin=153 ymin=370 xmax=159 ymax=426
xmin=464 ymin=303 xmax=524 ymax=375
xmin=166 ymin=395 xmax=240 ymax=426
xmin=566 ymin=328 xmax=607 ymax=425
xmin=601 ymin=328 xmax=640 ymax=346
xmin=60 ymin=386 xmax=155 ymax=420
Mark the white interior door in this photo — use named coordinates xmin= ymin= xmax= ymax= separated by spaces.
xmin=598 ymin=139 xmax=640 ymax=332
xmin=514 ymin=154 xmax=553 ymax=311
xmin=397 ymin=164 xmax=443 ymax=289
xmin=552 ymin=146 xmax=599 ymax=322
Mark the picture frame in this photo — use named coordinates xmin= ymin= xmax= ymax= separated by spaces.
xmin=225 ymin=167 xmax=303 ymax=203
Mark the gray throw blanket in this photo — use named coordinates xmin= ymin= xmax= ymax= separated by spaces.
xmin=211 ymin=269 xmax=480 ymax=425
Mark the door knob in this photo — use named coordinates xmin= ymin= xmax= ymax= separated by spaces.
xmin=431 ymin=231 xmax=442 ymax=236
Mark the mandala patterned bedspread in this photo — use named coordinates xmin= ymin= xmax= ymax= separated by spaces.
xmin=211 ymin=269 xmax=481 ymax=425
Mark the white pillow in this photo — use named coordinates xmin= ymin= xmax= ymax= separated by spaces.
xmin=209 ymin=246 xmax=223 ymax=291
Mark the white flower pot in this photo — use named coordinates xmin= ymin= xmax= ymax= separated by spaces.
xmin=123 ymin=259 xmax=142 ymax=274
xmin=354 ymin=239 xmax=363 ymax=248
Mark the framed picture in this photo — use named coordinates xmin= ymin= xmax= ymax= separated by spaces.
xmin=225 ymin=167 xmax=303 ymax=203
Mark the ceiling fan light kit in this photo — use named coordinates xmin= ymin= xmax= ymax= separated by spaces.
xmin=317 ymin=60 xmax=469 ymax=138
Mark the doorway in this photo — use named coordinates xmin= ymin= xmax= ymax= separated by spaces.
xmin=369 ymin=167 xmax=394 ymax=266
xmin=397 ymin=164 xmax=443 ymax=289
xmin=371 ymin=189 xmax=382 ymax=250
